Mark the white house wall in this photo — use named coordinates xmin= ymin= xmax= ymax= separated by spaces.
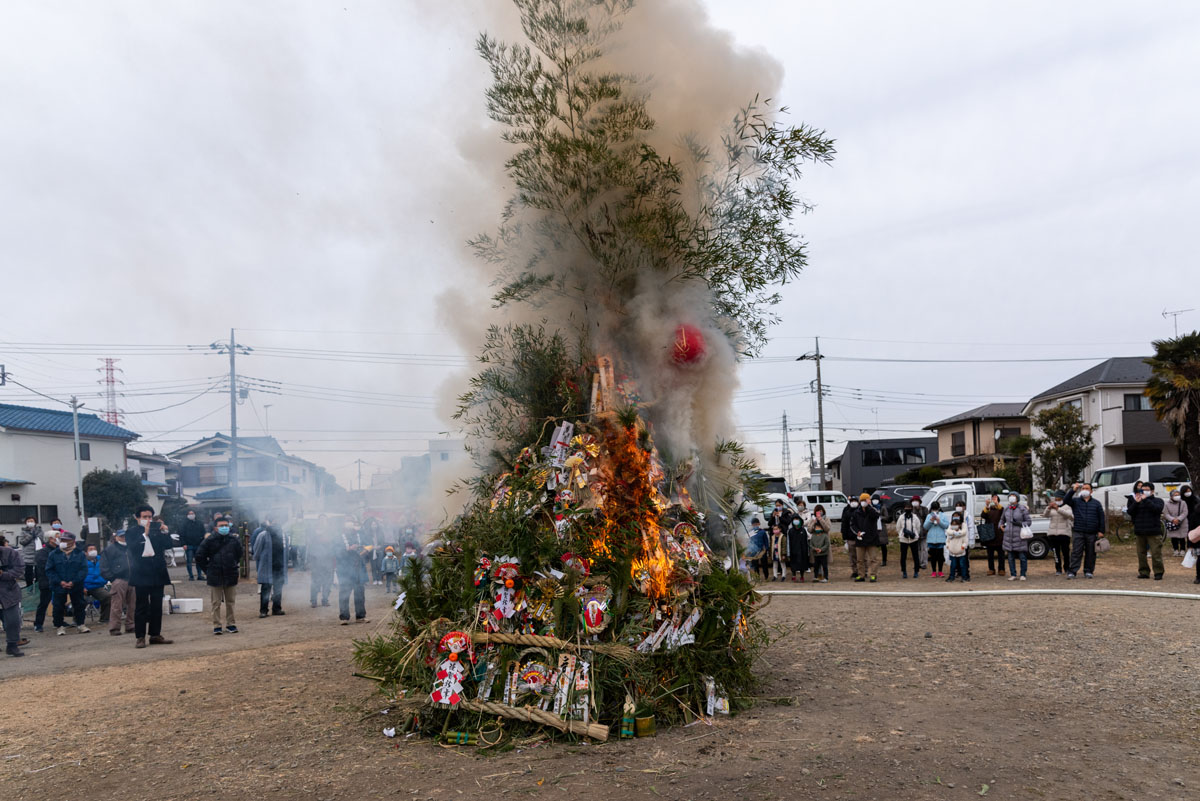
xmin=0 ymin=430 xmax=128 ymax=532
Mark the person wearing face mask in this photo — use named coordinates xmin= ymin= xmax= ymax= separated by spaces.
xmin=850 ymin=493 xmax=881 ymax=582
xmin=895 ymin=501 xmax=923 ymax=579
xmin=909 ymin=498 xmax=930 ymax=573
xmin=83 ymin=544 xmax=111 ymax=624
xmin=32 ymin=532 xmax=57 ymax=632
xmin=17 ymin=516 xmax=45 ymax=587
xmin=1045 ymin=491 xmax=1074 ymax=575
xmin=807 ymin=506 xmax=832 ymax=582
xmin=1127 ymin=481 xmax=1166 ymax=580
xmin=922 ymin=502 xmax=948 ymax=577
xmin=841 ymin=498 xmax=861 ymax=579
xmin=99 ymin=529 xmax=136 ymax=635
xmin=767 ymin=500 xmax=793 ymax=540
xmin=195 ymin=516 xmax=243 ymax=635
xmin=46 ymin=532 xmax=91 ymax=635
xmin=945 ymin=512 xmax=970 ymax=582
xmin=871 ymin=497 xmax=889 ymax=567
xmin=126 ymin=504 xmax=176 ymax=648
xmin=0 ymin=534 xmax=26 ymax=656
xmin=952 ymin=501 xmax=976 ymax=580
xmin=786 ymin=515 xmax=810 ymax=582
xmin=979 ymin=495 xmax=1006 ymax=576
xmin=178 ymin=509 xmax=208 ymax=582
xmin=999 ymin=493 xmax=1032 ymax=581
xmin=1063 ymin=482 xmax=1106 ymax=579
xmin=1164 ymin=488 xmax=1190 ymax=557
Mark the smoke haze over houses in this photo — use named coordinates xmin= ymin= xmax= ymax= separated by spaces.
xmin=1 ymin=1 xmax=1197 ymax=492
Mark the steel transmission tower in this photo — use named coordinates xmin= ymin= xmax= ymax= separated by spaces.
xmin=98 ymin=358 xmax=123 ymax=424
xmin=780 ymin=411 xmax=793 ymax=487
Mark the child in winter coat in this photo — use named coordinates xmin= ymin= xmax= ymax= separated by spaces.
xmin=769 ymin=525 xmax=789 ymax=581
xmin=808 ymin=506 xmax=832 ymax=582
xmin=380 ymin=547 xmax=401 ymax=593
xmin=923 ymin=502 xmax=949 ymax=577
xmin=945 ymin=513 xmax=970 ymax=582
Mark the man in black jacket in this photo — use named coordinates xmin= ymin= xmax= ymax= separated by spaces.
xmin=841 ymin=499 xmax=860 ymax=579
xmin=126 ymin=505 xmax=176 ymax=648
xmin=1128 ymin=482 xmax=1166 ymax=580
xmin=1064 ymin=483 xmax=1106 ymax=579
xmin=99 ymin=530 xmax=135 ymax=635
xmin=850 ymin=493 xmax=881 ymax=583
xmin=178 ymin=510 xmax=207 ymax=582
xmin=195 ymin=516 xmax=243 ymax=635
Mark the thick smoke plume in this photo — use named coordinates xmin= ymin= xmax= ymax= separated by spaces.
xmin=434 ymin=0 xmax=795 ymax=479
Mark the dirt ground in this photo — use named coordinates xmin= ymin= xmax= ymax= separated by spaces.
xmin=4 ymin=543 xmax=1200 ymax=801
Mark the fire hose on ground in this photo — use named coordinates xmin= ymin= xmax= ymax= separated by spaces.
xmin=757 ymin=588 xmax=1200 ymax=600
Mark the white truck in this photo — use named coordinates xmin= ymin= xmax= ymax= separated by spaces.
xmin=919 ymin=484 xmax=1051 ymax=559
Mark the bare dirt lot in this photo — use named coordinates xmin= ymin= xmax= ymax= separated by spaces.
xmin=4 ymin=544 xmax=1199 ymax=801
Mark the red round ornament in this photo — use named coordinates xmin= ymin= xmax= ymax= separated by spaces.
xmin=671 ymin=324 xmax=707 ymax=365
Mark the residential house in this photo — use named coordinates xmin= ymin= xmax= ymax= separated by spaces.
xmin=923 ymin=403 xmax=1030 ymax=479
xmin=0 ymin=402 xmax=139 ymax=532
xmin=126 ymin=450 xmax=181 ymax=515
xmin=825 ymin=436 xmax=939 ymax=494
xmin=1022 ymin=356 xmax=1178 ymax=480
xmin=169 ymin=433 xmax=341 ymax=520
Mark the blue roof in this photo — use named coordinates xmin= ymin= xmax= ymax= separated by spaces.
xmin=0 ymin=477 xmax=34 ymax=485
xmin=0 ymin=403 xmax=138 ymax=440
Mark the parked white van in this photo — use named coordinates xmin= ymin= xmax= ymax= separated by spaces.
xmin=1089 ymin=462 xmax=1192 ymax=510
xmin=792 ymin=491 xmax=851 ymax=522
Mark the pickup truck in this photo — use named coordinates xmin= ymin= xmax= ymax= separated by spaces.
xmin=919 ymin=484 xmax=1052 ymax=559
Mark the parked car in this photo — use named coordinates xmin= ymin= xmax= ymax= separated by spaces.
xmin=759 ymin=475 xmax=791 ymax=496
xmin=930 ymin=477 xmax=1027 ymax=505
xmin=920 ymin=484 xmax=1051 ymax=559
xmin=1089 ymin=462 xmax=1192 ymax=510
xmin=791 ymin=490 xmax=851 ymax=522
xmin=870 ymin=485 xmax=931 ymax=521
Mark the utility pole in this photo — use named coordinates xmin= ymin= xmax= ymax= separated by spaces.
xmin=355 ymin=458 xmax=366 ymax=491
xmin=211 ymin=330 xmax=251 ymax=527
xmin=71 ymin=396 xmax=87 ymax=535
xmin=797 ymin=337 xmax=827 ymax=490
xmin=263 ymin=403 xmax=272 ymax=435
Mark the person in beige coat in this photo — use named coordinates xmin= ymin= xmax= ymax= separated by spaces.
xmin=1046 ymin=491 xmax=1074 ymax=575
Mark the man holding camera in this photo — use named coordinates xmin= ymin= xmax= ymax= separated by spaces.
xmin=1127 ymin=481 xmax=1165 ymax=580
xmin=1063 ymin=482 xmax=1106 ymax=579
xmin=126 ymin=505 xmax=176 ymax=648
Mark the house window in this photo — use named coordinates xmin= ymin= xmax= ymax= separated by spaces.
xmin=141 ymin=469 xmax=150 ymax=480
xmin=903 ymin=447 xmax=926 ymax=464
xmin=76 ymin=442 xmax=91 ymax=461
xmin=39 ymin=505 xmax=58 ymax=522
xmin=1124 ymin=393 xmax=1151 ymax=411
xmin=440 ymin=452 xmax=449 ymax=462
xmin=1061 ymin=398 xmax=1083 ymax=412
xmin=0 ymin=506 xmax=38 ymax=524
xmin=951 ymin=431 xmax=966 ymax=458
xmin=198 ymin=465 xmax=229 ymax=485
xmin=277 ymin=464 xmax=290 ymax=482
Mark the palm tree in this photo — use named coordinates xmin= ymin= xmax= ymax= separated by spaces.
xmin=1146 ymin=332 xmax=1200 ymax=479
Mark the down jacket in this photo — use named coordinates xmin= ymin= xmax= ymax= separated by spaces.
xmin=195 ymin=532 xmax=243 ymax=588
xmin=1047 ymin=504 xmax=1074 ymax=538
xmin=1000 ymin=504 xmax=1033 ymax=552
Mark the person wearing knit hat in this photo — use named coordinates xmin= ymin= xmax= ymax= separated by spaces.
xmin=381 ymin=545 xmax=401 ymax=593
xmin=849 ymin=491 xmax=882 ymax=582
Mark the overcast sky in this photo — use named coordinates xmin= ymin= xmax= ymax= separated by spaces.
xmin=1 ymin=0 xmax=1198 ymax=490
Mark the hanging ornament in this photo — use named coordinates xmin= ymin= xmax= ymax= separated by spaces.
xmin=430 ymin=631 xmax=471 ymax=707
xmin=579 ymin=584 xmax=612 ymax=635
xmin=490 ymin=559 xmax=524 ymax=621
